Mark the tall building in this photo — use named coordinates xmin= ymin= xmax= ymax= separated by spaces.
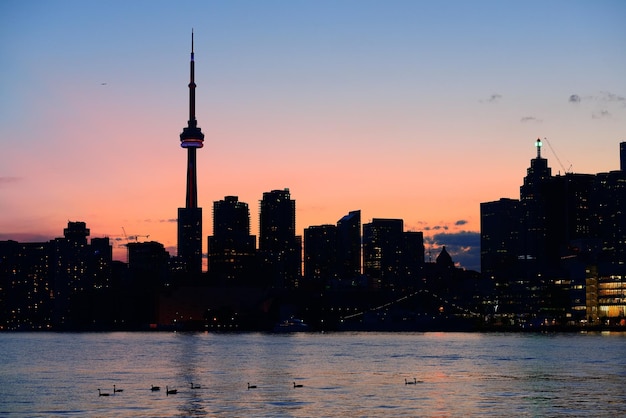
xmin=259 ymin=188 xmax=302 ymax=288
xmin=177 ymin=32 xmax=205 ymax=275
xmin=363 ymin=218 xmax=423 ymax=289
xmin=304 ymin=224 xmax=338 ymax=287
xmin=620 ymin=141 xmax=625 ymax=172
xmin=336 ymin=210 xmax=362 ymax=282
xmin=208 ymin=196 xmax=257 ymax=285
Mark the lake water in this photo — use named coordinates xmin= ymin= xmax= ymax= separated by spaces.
xmin=1 ymin=331 xmax=625 ymax=417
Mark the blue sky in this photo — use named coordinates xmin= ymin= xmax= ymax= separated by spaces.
xmin=1 ymin=1 xmax=625 ymax=272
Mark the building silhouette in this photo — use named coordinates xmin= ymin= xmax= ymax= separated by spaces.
xmin=177 ymin=32 xmax=204 ymax=275
xmin=304 ymin=224 xmax=338 ymax=288
xmin=303 ymin=210 xmax=362 ymax=289
xmin=336 ymin=210 xmax=362 ymax=284
xmin=208 ymin=196 xmax=257 ymax=285
xmin=363 ymin=218 xmax=424 ymax=290
xmin=481 ymin=140 xmax=626 ymax=325
xmin=258 ymin=188 xmax=302 ymax=288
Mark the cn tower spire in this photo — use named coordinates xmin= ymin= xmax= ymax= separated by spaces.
xmin=178 ymin=30 xmax=204 ymax=275
xmin=180 ymin=30 xmax=204 ymax=208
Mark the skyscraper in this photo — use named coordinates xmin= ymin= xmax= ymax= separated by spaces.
xmin=177 ymin=32 xmax=204 ymax=275
xmin=336 ymin=210 xmax=361 ymax=282
xmin=208 ymin=196 xmax=256 ymax=285
xmin=259 ymin=189 xmax=301 ymax=288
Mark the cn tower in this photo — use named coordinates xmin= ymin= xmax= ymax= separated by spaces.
xmin=177 ymin=31 xmax=204 ymax=275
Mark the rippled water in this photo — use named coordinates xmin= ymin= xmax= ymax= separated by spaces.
xmin=1 ymin=332 xmax=625 ymax=417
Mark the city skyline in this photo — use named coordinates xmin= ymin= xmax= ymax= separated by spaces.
xmin=1 ymin=1 xmax=625 ymax=272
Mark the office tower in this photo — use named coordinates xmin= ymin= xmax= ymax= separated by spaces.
xmin=208 ymin=196 xmax=256 ymax=285
xmin=177 ymin=32 xmax=204 ymax=275
xmin=363 ymin=218 xmax=422 ymax=289
xmin=336 ymin=210 xmax=361 ymax=282
xmin=480 ymin=198 xmax=521 ymax=281
xmin=593 ymin=170 xmax=626 ymax=264
xmin=480 ymin=198 xmax=522 ymax=314
xmin=259 ymin=189 xmax=302 ymax=288
xmin=519 ymin=138 xmax=552 ymax=268
xmin=304 ymin=224 xmax=338 ymax=287
xmin=621 ymin=141 xmax=625 ymax=171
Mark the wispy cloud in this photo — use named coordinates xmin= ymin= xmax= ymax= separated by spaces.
xmin=455 ymin=219 xmax=468 ymax=226
xmin=0 ymin=176 xmax=21 ymax=186
xmin=592 ymin=109 xmax=611 ymax=119
xmin=521 ymin=116 xmax=542 ymax=123
xmin=480 ymin=93 xmax=502 ymax=103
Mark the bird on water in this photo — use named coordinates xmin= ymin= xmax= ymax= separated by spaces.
xmin=293 ymin=382 xmax=303 ymax=388
xmin=98 ymin=389 xmax=110 ymax=396
xmin=190 ymin=382 xmax=201 ymax=389
xmin=247 ymin=383 xmax=257 ymax=389
xmin=113 ymin=384 xmax=123 ymax=393
xmin=166 ymin=386 xmax=178 ymax=395
xmin=151 ymin=385 xmax=160 ymax=391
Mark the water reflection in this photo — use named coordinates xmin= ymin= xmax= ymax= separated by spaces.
xmin=0 ymin=332 xmax=625 ymax=416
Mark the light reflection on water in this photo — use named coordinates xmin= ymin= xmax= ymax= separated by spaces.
xmin=1 ymin=332 xmax=625 ymax=417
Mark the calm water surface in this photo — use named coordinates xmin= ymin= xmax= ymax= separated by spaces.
xmin=1 ymin=332 xmax=625 ymax=417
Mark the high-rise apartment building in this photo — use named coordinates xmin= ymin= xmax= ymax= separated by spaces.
xmin=336 ymin=210 xmax=362 ymax=282
xmin=259 ymin=188 xmax=301 ymax=288
xmin=208 ymin=196 xmax=256 ymax=285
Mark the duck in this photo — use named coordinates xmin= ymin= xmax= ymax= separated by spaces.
xmin=405 ymin=378 xmax=417 ymax=385
xmin=113 ymin=384 xmax=123 ymax=393
xmin=190 ymin=382 xmax=201 ymax=389
xmin=151 ymin=385 xmax=161 ymax=391
xmin=98 ymin=389 xmax=110 ymax=396
xmin=247 ymin=383 xmax=257 ymax=389
xmin=293 ymin=382 xmax=303 ymax=388
xmin=166 ymin=386 xmax=178 ymax=395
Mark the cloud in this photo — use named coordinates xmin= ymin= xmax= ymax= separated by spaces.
xmin=592 ymin=109 xmax=611 ymax=119
xmin=0 ymin=176 xmax=21 ymax=186
xmin=455 ymin=220 xmax=468 ymax=226
xmin=599 ymin=91 xmax=626 ymax=104
xmin=481 ymin=93 xmax=502 ymax=103
xmin=568 ymin=94 xmax=581 ymax=103
xmin=520 ymin=116 xmax=542 ymax=123
xmin=430 ymin=231 xmax=481 ymax=272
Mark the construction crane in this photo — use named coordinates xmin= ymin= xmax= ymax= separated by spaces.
xmin=543 ymin=137 xmax=572 ymax=174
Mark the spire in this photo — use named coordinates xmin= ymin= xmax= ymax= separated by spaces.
xmin=180 ymin=30 xmax=204 ymax=149
xmin=535 ymin=138 xmax=542 ymax=159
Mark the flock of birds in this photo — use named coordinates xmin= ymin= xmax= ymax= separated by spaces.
xmin=98 ymin=378 xmax=422 ymax=397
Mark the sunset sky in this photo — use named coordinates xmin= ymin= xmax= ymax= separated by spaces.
xmin=1 ymin=1 xmax=625 ymax=271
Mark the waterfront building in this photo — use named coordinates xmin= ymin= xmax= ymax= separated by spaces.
xmin=363 ymin=218 xmax=423 ymax=289
xmin=208 ymin=196 xmax=257 ymax=285
xmin=336 ymin=210 xmax=362 ymax=283
xmin=258 ymin=188 xmax=302 ymax=288
xmin=304 ymin=224 xmax=338 ymax=287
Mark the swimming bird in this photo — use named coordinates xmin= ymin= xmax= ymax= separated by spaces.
xmin=293 ymin=382 xmax=303 ymax=388
xmin=151 ymin=385 xmax=161 ymax=391
xmin=166 ymin=386 xmax=177 ymax=395
xmin=405 ymin=378 xmax=417 ymax=385
xmin=190 ymin=382 xmax=201 ymax=389
xmin=113 ymin=384 xmax=123 ymax=393
xmin=98 ymin=389 xmax=110 ymax=396
xmin=247 ymin=383 xmax=257 ymax=389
